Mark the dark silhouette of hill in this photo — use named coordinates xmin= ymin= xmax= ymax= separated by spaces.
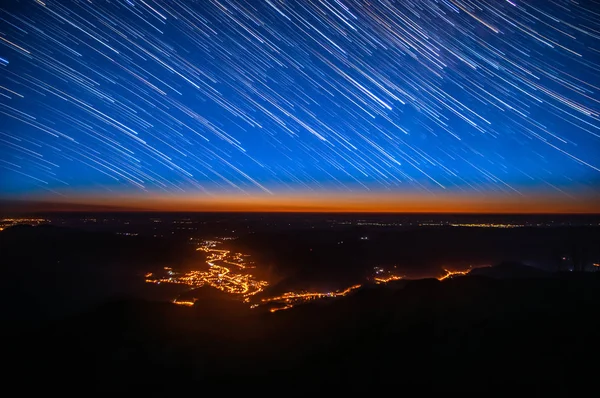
xmin=235 ymin=225 xmax=600 ymax=287
xmin=6 ymin=271 xmax=600 ymax=393
xmin=470 ymin=261 xmax=549 ymax=279
xmin=3 ymin=218 xmax=600 ymax=392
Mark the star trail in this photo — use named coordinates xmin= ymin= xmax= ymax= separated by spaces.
xmin=0 ymin=0 xmax=599 ymax=211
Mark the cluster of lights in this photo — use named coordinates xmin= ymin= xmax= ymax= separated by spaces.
xmin=145 ymin=246 xmax=268 ymax=298
xmin=146 ymin=241 xmax=487 ymax=314
xmin=146 ymin=240 xmax=369 ymax=313
xmin=0 ymin=218 xmax=49 ymax=231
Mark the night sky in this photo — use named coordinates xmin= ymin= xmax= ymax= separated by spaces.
xmin=1 ymin=0 xmax=599 ymax=211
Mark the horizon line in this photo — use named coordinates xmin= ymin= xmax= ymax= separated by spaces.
xmin=3 ymin=206 xmax=599 ymax=216
xmin=2 ymin=190 xmax=599 ymax=214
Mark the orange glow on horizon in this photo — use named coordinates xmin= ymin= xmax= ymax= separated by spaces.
xmin=5 ymin=189 xmax=600 ymax=214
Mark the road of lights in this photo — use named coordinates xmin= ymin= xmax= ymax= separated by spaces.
xmin=373 ymin=275 xmax=404 ymax=284
xmin=262 ymin=284 xmax=363 ymax=312
xmin=437 ymin=268 xmax=473 ymax=281
xmin=172 ymin=300 xmax=196 ymax=306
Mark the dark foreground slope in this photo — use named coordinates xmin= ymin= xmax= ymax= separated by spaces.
xmin=0 ymin=224 xmax=197 ymax=328
xmin=6 ymin=272 xmax=600 ymax=394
